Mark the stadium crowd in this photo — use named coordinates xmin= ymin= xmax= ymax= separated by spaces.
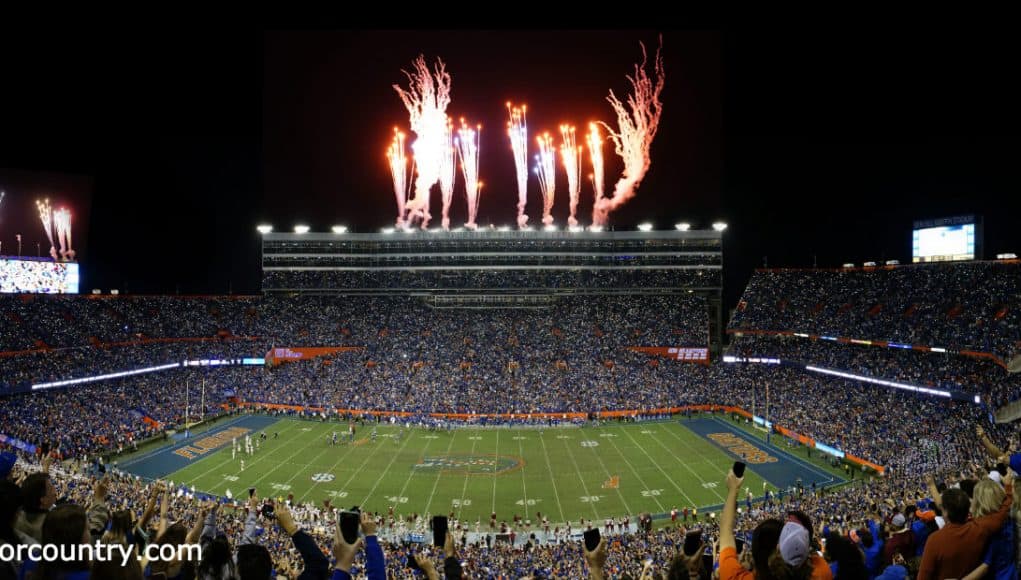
xmin=4 ymin=414 xmax=1021 ymax=579
xmin=729 ymin=262 xmax=1021 ymax=359
xmin=729 ymin=335 xmax=1021 ymax=407
xmin=261 ymin=269 xmax=721 ymax=292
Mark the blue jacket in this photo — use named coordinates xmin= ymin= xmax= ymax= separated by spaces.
xmin=330 ymin=535 xmax=385 ymax=580
xmin=292 ymin=530 xmax=330 ymax=580
xmin=875 ymin=564 xmax=907 ymax=580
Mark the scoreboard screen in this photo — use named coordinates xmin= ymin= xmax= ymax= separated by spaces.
xmin=912 ymin=217 xmax=978 ymax=263
xmin=0 ymin=258 xmax=79 ymax=293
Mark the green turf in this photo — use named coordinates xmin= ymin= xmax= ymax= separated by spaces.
xmin=166 ymin=419 xmax=773 ymax=525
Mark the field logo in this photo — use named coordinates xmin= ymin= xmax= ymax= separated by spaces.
xmin=707 ymin=433 xmax=778 ymax=464
xmin=602 ymin=475 xmax=620 ymax=489
xmin=311 ymin=473 xmax=335 ymax=483
xmin=413 ymin=454 xmax=523 ymax=475
xmin=173 ymin=426 xmax=250 ymax=460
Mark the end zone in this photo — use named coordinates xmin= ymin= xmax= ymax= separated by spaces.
xmin=117 ymin=415 xmax=282 ymax=480
xmin=683 ymin=417 xmax=846 ymax=490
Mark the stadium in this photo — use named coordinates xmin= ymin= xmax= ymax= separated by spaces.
xmin=2 ymin=28 xmax=1021 ymax=580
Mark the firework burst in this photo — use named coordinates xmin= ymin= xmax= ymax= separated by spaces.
xmin=393 ymin=55 xmax=452 ymax=229
xmin=593 ymin=36 xmax=665 ymax=226
xmin=386 ymin=128 xmax=412 ymax=228
xmin=455 ymin=119 xmax=482 ymax=230
xmin=559 ymin=125 xmax=583 ymax=227
xmin=506 ymin=102 xmax=530 ymax=228
xmin=439 ymin=118 xmax=456 ymax=230
xmin=534 ymin=132 xmax=557 ymax=226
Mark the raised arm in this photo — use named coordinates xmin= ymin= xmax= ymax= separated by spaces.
xmin=186 ymin=505 xmax=205 ymax=544
xmin=924 ymin=474 xmax=942 ymax=510
xmin=974 ymin=476 xmax=1013 ymax=537
xmin=275 ymin=503 xmax=329 ymax=579
xmin=584 ymin=537 xmax=608 ymax=580
xmin=240 ymin=494 xmax=260 ymax=546
xmin=976 ymin=425 xmax=1006 ymax=459
xmin=360 ymin=511 xmax=385 ymax=580
xmin=720 ymin=468 xmax=743 ymax=551
xmin=138 ymin=483 xmax=161 ymax=531
xmin=156 ymin=483 xmax=170 ymax=539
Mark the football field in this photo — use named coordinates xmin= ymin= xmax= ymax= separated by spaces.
xmin=120 ymin=415 xmax=843 ymax=525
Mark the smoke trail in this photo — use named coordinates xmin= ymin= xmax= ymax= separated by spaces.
xmin=456 ymin=119 xmax=482 ymax=230
xmin=506 ymin=102 xmax=529 ymax=228
xmin=439 ymin=118 xmax=456 ymax=230
xmin=560 ymin=125 xmax=582 ymax=227
xmin=534 ymin=133 xmax=557 ymax=226
xmin=593 ymin=37 xmax=665 ymax=226
xmin=586 ymin=123 xmax=605 ymax=225
xmin=393 ymin=55 xmax=452 ymax=229
xmin=36 ymin=199 xmax=56 ymax=259
xmin=386 ymin=128 xmax=411 ymax=228
xmin=54 ymin=208 xmax=73 ymax=261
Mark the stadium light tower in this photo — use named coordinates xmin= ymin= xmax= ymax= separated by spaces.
xmin=675 ymin=222 xmax=691 ymax=231
xmin=256 ymin=225 xmax=273 ymax=234
xmin=637 ymin=222 xmax=654 ymax=232
xmin=712 ymin=222 xmax=728 ymax=232
xmin=331 ymin=225 xmax=348 ymax=234
xmin=294 ymin=225 xmax=310 ymax=234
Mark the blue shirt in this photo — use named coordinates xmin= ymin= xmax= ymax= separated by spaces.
xmin=983 ymin=519 xmax=1017 ymax=580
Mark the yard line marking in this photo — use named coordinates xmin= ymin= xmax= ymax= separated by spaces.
xmin=617 ymin=425 xmax=699 ymax=508
xmin=455 ymin=431 xmax=479 ymax=520
xmin=335 ymin=426 xmax=412 ymax=507
xmin=251 ymin=425 xmax=345 ymax=492
xmin=602 ymin=431 xmax=664 ymax=512
xmin=360 ymin=426 xmax=423 ymax=507
xmin=187 ymin=419 xmax=306 ymax=492
xmin=560 ymin=432 xmax=600 ymax=520
xmin=646 ymin=424 xmax=725 ymax=502
xmin=423 ymin=430 xmax=459 ymax=516
xmin=518 ymin=437 xmax=530 ymax=515
xmin=295 ymin=426 xmax=370 ymax=503
xmin=491 ymin=429 xmax=500 ymax=514
xmin=582 ymin=431 xmax=633 ymax=515
xmin=538 ymin=431 xmax=567 ymax=525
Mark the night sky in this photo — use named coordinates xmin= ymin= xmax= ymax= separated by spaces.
xmin=1 ymin=29 xmax=1018 ymax=311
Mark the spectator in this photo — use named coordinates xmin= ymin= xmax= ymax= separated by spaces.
xmin=918 ymin=479 xmax=1013 ymax=580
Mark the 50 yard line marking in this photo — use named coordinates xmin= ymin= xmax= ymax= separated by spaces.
xmin=518 ymin=437 xmax=529 ymax=515
xmin=455 ymin=431 xmax=479 ymax=520
xmin=491 ymin=429 xmax=500 ymax=514
xmin=423 ymin=429 xmax=459 ymax=516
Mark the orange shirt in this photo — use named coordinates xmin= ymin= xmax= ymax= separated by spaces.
xmin=719 ymin=546 xmax=753 ymax=580
xmin=719 ymin=546 xmax=833 ymax=580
